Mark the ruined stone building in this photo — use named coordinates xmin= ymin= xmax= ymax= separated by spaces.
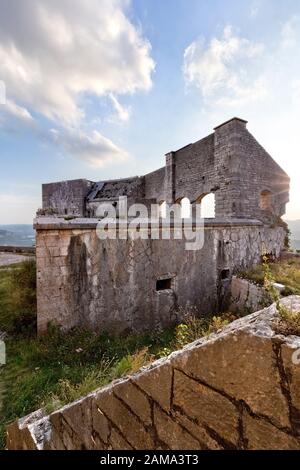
xmin=35 ymin=117 xmax=290 ymax=334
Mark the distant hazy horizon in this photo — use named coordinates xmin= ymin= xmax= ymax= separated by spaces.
xmin=1 ymin=221 xmax=300 ymax=250
xmin=0 ymin=224 xmax=35 ymax=247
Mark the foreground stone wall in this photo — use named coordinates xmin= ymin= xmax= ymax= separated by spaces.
xmin=7 ymin=297 xmax=300 ymax=450
xmin=34 ymin=218 xmax=285 ymax=333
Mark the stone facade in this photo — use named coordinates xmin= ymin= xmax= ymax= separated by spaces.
xmin=34 ymin=117 xmax=290 ymax=333
xmin=42 ymin=179 xmax=94 ymax=217
xmin=40 ymin=118 xmax=289 ymax=222
xmin=7 ymin=297 xmax=300 ymax=450
xmin=35 ymin=219 xmax=285 ymax=333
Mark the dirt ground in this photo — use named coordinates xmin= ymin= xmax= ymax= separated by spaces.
xmin=0 ymin=252 xmax=32 ymax=267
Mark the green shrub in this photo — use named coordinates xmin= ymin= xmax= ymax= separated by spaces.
xmin=0 ymin=259 xmax=36 ymax=335
xmin=0 ymin=260 xmax=37 ymax=336
xmin=275 ymin=308 xmax=300 ymax=336
xmin=261 ymin=255 xmax=300 ymax=336
xmin=240 ymin=257 xmax=300 ymax=297
xmin=207 ymin=316 xmax=230 ymax=334
xmin=158 ymin=310 xmax=232 ymax=355
xmin=9 ymin=259 xmax=36 ymax=312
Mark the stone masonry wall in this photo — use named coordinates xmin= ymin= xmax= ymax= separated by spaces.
xmin=35 ymin=222 xmax=218 ymax=334
xmin=41 ymin=118 xmax=290 ymax=222
xmin=174 ymin=134 xmax=215 ymax=203
xmin=227 ymin=123 xmax=290 ymax=220
xmin=144 ymin=167 xmax=165 ymax=202
xmin=35 ymin=219 xmax=285 ymax=334
xmin=42 ymin=179 xmax=93 ymax=217
xmin=230 ymin=276 xmax=271 ymax=314
xmin=7 ymin=296 xmax=300 ymax=450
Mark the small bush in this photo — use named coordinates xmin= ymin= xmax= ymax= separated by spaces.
xmin=158 ymin=310 xmax=232 ymax=355
xmin=274 ymin=307 xmax=300 ymax=336
xmin=282 ymin=285 xmax=298 ymax=296
xmin=174 ymin=312 xmax=206 ymax=348
xmin=240 ymin=257 xmax=300 ymax=297
xmin=207 ymin=316 xmax=230 ymax=334
xmin=238 ymin=266 xmax=265 ymax=286
xmin=261 ymin=255 xmax=300 ymax=337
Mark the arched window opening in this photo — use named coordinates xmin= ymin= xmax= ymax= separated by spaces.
xmin=175 ymin=197 xmax=191 ymax=218
xmin=180 ymin=197 xmax=191 ymax=218
xmin=260 ymin=190 xmax=272 ymax=211
xmin=176 ymin=197 xmax=191 ymax=219
xmin=197 ymin=193 xmax=215 ymax=218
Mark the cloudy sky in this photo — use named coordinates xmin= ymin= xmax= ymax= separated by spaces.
xmin=0 ymin=0 xmax=300 ymax=223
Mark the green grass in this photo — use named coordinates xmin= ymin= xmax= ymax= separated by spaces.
xmin=238 ymin=258 xmax=300 ymax=296
xmin=0 ymin=261 xmax=234 ymax=449
xmin=0 ymin=259 xmax=247 ymax=449
xmin=0 ymin=314 xmax=175 ymax=448
xmin=274 ymin=307 xmax=300 ymax=336
xmin=239 ymin=256 xmax=300 ymax=337
xmin=0 ymin=259 xmax=36 ymax=336
xmin=2 ymin=256 xmax=300 ymax=449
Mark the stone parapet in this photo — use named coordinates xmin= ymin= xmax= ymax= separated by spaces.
xmin=7 ymin=297 xmax=300 ymax=450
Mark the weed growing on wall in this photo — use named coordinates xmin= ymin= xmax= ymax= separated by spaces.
xmin=262 ymin=255 xmax=300 ymax=335
xmin=239 ymin=257 xmax=300 ymax=296
xmin=159 ymin=310 xmax=230 ymax=356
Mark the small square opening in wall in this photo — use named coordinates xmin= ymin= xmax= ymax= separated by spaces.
xmin=220 ymin=269 xmax=230 ymax=280
xmin=156 ymin=278 xmax=172 ymax=291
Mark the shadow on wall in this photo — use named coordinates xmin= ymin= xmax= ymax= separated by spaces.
xmin=67 ymin=236 xmax=90 ymax=325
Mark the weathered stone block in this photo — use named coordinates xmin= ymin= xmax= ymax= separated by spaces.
xmin=243 ymin=412 xmax=300 ymax=450
xmin=172 ymin=326 xmax=290 ymax=429
xmin=173 ymin=369 xmax=239 ymax=446
xmin=281 ymin=339 xmax=300 ymax=431
xmin=171 ymin=408 xmax=222 ymax=449
xmin=109 ymin=429 xmax=133 ymax=450
xmin=95 ymin=389 xmax=155 ymax=449
xmin=153 ymin=404 xmax=200 ymax=450
xmin=132 ymin=362 xmax=172 ymax=412
xmin=91 ymin=399 xmax=110 ymax=444
xmin=114 ymin=379 xmax=152 ymax=426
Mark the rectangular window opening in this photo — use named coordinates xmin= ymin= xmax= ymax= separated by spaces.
xmin=156 ymin=278 xmax=172 ymax=291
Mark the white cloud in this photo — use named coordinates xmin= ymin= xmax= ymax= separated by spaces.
xmin=109 ymin=94 xmax=131 ymax=122
xmin=0 ymin=98 xmax=36 ymax=134
xmin=0 ymin=80 xmax=5 ymax=104
xmin=183 ymin=25 xmax=266 ymax=106
xmin=280 ymin=16 xmax=299 ymax=48
xmin=183 ymin=18 xmax=300 ymax=219
xmin=4 ymin=100 xmax=34 ymax=124
xmin=0 ymin=98 xmax=129 ymax=166
xmin=0 ymin=0 xmax=154 ymax=167
xmin=49 ymin=127 xmax=128 ymax=167
xmin=0 ymin=0 xmax=154 ymax=125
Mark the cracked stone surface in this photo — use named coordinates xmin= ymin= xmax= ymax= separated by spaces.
xmin=35 ymin=223 xmax=285 ymax=334
xmin=7 ymin=296 xmax=300 ymax=450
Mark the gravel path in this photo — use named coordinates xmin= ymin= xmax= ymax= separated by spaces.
xmin=0 ymin=252 xmax=32 ymax=267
